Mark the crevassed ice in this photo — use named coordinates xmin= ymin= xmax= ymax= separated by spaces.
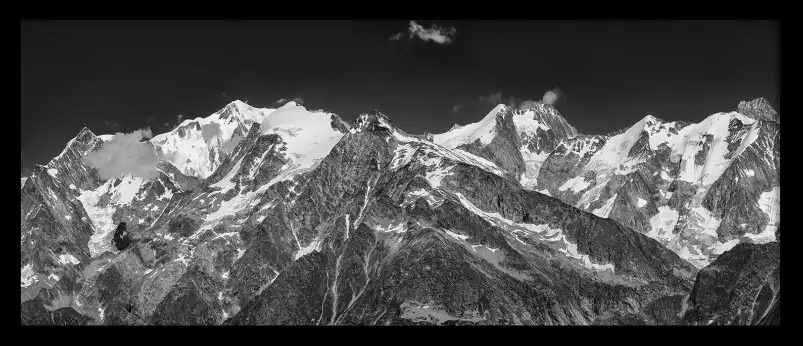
xmin=690 ymin=206 xmax=722 ymax=238
xmin=647 ymin=206 xmax=679 ymax=242
xmin=113 ymin=175 xmax=144 ymax=205
xmin=519 ymin=149 xmax=550 ymax=189
xmin=78 ymin=181 xmax=117 ymax=258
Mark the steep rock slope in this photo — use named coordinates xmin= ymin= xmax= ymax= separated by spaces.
xmin=681 ymin=241 xmax=780 ymax=325
xmin=437 ymin=98 xmax=779 ymax=268
xmin=228 ymin=112 xmax=695 ymax=325
xmin=20 ymin=98 xmax=777 ymax=325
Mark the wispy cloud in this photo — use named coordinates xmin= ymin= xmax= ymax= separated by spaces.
xmin=83 ymin=128 xmax=160 ymax=181
xmin=541 ymin=88 xmax=561 ymax=105
xmin=507 ymin=96 xmax=519 ymax=108
xmin=516 ymin=88 xmax=562 ymax=110
xmin=452 ymin=104 xmax=464 ymax=113
xmin=407 ymin=21 xmax=457 ymax=45
xmin=518 ymin=100 xmax=536 ymax=110
xmin=163 ymin=113 xmax=184 ymax=131
xmin=479 ymin=93 xmax=504 ymax=104
xmin=389 ymin=32 xmax=404 ymax=41
xmin=104 ymin=121 xmax=120 ymax=129
xmin=275 ymin=97 xmax=304 ymax=106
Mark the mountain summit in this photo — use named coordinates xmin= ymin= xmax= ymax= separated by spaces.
xmin=738 ymin=97 xmax=779 ymax=123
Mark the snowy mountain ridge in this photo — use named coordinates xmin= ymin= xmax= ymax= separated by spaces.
xmin=20 ymin=97 xmax=779 ymax=326
xmin=431 ymin=98 xmax=779 ymax=268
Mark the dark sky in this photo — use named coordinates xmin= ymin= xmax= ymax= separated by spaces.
xmin=21 ymin=20 xmax=779 ymax=175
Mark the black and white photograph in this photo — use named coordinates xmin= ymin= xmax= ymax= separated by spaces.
xmin=20 ymin=20 xmax=779 ymax=327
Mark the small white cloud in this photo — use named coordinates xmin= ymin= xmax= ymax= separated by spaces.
xmin=516 ymin=88 xmax=562 ymax=109
xmin=506 ymin=96 xmax=518 ymax=108
xmin=389 ymin=32 xmax=404 ymax=41
xmin=275 ymin=97 xmax=304 ymax=106
xmin=479 ymin=93 xmax=503 ymax=104
xmin=164 ymin=114 xmax=184 ymax=131
xmin=518 ymin=100 xmax=536 ymax=110
xmin=542 ymin=88 xmax=560 ymax=105
xmin=452 ymin=104 xmax=464 ymax=113
xmin=83 ymin=128 xmax=160 ymax=180
xmin=408 ymin=21 xmax=457 ymax=45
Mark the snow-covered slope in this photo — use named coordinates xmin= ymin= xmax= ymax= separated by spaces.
xmin=526 ymin=99 xmax=779 ymax=268
xmin=151 ymin=100 xmax=278 ymax=179
xmin=260 ymin=102 xmax=347 ymax=184
xmin=20 ymin=96 xmax=778 ymax=326
xmin=433 ymin=104 xmax=507 ymax=148
xmin=430 ymin=97 xmax=778 ymax=268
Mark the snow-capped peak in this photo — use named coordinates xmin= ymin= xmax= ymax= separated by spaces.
xmin=515 ymin=101 xmax=579 ymax=139
xmin=278 ymin=101 xmax=299 ymax=109
xmin=150 ymin=101 xmax=276 ymax=179
xmin=433 ymin=104 xmax=506 ymax=148
xmin=738 ymin=97 xmax=779 ymax=123
xmin=259 ymin=104 xmax=347 ymax=185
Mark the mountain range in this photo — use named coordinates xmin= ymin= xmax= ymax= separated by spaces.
xmin=20 ymin=97 xmax=779 ymax=325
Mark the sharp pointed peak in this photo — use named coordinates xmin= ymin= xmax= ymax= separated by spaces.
xmin=351 ymin=110 xmax=396 ymax=133
xmin=738 ymin=97 xmax=778 ymax=123
xmin=228 ymin=99 xmax=253 ymax=108
xmin=448 ymin=124 xmax=463 ymax=132
xmin=77 ymin=127 xmax=96 ymax=137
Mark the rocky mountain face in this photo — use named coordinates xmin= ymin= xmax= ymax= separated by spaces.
xmin=438 ymin=98 xmax=779 ymax=270
xmin=20 ymin=98 xmax=779 ymax=325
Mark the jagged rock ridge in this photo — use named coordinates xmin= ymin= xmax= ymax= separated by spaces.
xmin=20 ymin=98 xmax=778 ymax=325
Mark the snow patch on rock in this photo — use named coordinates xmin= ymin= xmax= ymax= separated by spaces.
xmin=647 ymin=206 xmax=680 ymax=242
xmin=57 ymin=253 xmax=81 ymax=265
xmin=21 ymin=263 xmax=36 ymax=288
xmin=748 ymin=187 xmax=779 ymax=243
xmin=592 ymin=194 xmax=617 ymax=218
xmin=559 ymin=176 xmax=591 ymax=193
